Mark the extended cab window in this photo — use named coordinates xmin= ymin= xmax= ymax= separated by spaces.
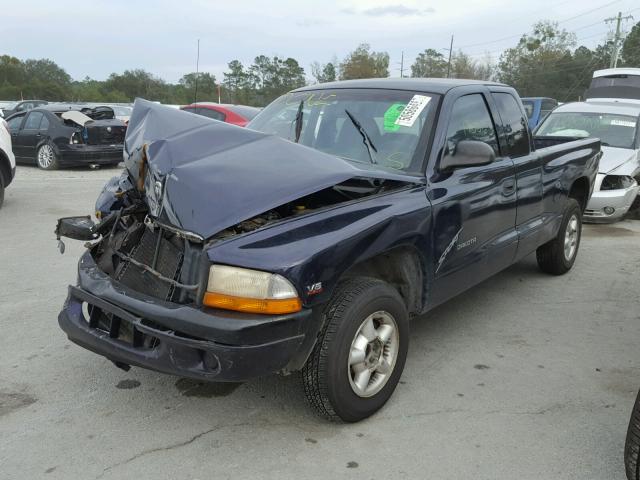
xmin=445 ymin=94 xmax=499 ymax=155
xmin=24 ymin=112 xmax=44 ymax=130
xmin=493 ymin=93 xmax=529 ymax=157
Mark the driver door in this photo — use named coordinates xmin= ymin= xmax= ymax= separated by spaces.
xmin=428 ymin=92 xmax=518 ymax=307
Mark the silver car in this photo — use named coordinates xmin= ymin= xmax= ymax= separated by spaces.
xmin=535 ymin=100 xmax=640 ymax=223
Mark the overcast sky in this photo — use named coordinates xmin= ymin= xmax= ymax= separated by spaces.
xmin=2 ymin=0 xmax=638 ymax=83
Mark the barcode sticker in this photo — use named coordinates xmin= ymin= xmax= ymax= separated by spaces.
xmin=395 ymin=95 xmax=431 ymax=127
xmin=610 ymin=119 xmax=636 ymax=127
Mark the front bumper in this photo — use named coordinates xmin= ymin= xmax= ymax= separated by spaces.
xmin=584 ymin=183 xmax=640 ymax=223
xmin=58 ymin=144 xmax=123 ymax=166
xmin=58 ymin=252 xmax=317 ymax=382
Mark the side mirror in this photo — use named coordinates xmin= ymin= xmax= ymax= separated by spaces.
xmin=440 ymin=140 xmax=495 ymax=171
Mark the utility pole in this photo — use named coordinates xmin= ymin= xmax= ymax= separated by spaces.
xmin=194 ymin=38 xmax=200 ymax=104
xmin=446 ymin=35 xmax=454 ymax=78
xmin=605 ymin=12 xmax=634 ymax=68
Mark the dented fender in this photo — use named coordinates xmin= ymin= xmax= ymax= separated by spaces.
xmin=206 ymin=186 xmax=433 ymax=311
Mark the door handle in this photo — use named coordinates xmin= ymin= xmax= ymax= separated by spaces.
xmin=502 ymin=179 xmax=516 ymax=196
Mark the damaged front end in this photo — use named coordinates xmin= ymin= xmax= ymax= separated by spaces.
xmin=56 ymin=98 xmax=419 ymax=381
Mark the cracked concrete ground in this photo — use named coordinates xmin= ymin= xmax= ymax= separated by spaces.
xmin=1 ymin=166 xmax=640 ymax=480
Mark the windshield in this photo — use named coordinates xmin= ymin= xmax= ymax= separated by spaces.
xmin=248 ymin=89 xmax=437 ymax=173
xmin=536 ymin=111 xmax=638 ymax=149
xmin=522 ymin=101 xmax=534 ymax=119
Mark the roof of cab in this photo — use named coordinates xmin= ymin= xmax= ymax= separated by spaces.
xmin=292 ymin=77 xmax=507 ymax=94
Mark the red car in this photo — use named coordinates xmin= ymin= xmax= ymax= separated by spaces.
xmin=180 ymin=103 xmax=261 ymax=127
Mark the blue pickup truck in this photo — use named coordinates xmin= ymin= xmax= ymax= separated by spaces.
xmin=56 ymin=79 xmax=600 ymax=422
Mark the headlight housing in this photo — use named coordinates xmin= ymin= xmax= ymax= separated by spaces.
xmin=601 ymin=175 xmax=636 ymax=190
xmin=203 ymin=265 xmax=301 ymax=314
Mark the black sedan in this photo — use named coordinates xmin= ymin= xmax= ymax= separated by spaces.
xmin=6 ymin=105 xmax=126 ymax=170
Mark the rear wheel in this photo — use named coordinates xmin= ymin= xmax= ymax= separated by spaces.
xmin=302 ymin=277 xmax=409 ymax=422
xmin=625 ymin=388 xmax=640 ymax=479
xmin=36 ymin=143 xmax=59 ymax=170
xmin=536 ymin=198 xmax=581 ymax=275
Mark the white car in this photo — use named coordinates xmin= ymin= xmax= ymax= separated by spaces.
xmin=535 ymin=100 xmax=640 ymax=223
xmin=0 ymin=117 xmax=16 ymax=208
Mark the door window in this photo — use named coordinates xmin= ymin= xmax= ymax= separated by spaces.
xmin=493 ymin=93 xmax=530 ymax=157
xmin=7 ymin=115 xmax=24 ymax=131
xmin=24 ymin=112 xmax=44 ymax=130
xmin=39 ymin=115 xmax=49 ymax=131
xmin=445 ymin=94 xmax=499 ymax=156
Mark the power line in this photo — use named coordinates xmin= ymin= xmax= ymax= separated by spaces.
xmin=465 ymin=28 xmax=611 ymax=59
xmin=557 ymin=0 xmax=622 ymax=24
xmin=456 ymin=0 xmax=625 ymax=50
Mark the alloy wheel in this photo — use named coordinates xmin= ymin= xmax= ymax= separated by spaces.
xmin=347 ymin=310 xmax=399 ymax=398
xmin=38 ymin=144 xmax=55 ymax=169
xmin=564 ymin=214 xmax=579 ymax=261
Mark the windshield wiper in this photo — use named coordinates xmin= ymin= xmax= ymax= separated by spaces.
xmin=293 ymin=100 xmax=304 ymax=143
xmin=344 ymin=109 xmax=378 ymax=164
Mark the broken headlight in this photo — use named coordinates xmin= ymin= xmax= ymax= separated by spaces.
xmin=203 ymin=265 xmax=301 ymax=314
xmin=601 ymin=175 xmax=636 ymax=191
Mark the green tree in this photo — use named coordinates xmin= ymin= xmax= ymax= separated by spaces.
xmin=339 ymin=44 xmax=389 ymax=80
xmin=622 ymin=21 xmax=640 ymax=67
xmin=411 ymin=49 xmax=447 ymax=78
xmin=102 ymin=69 xmax=171 ymax=102
xmin=179 ymin=72 xmax=217 ymax=104
xmin=223 ymin=60 xmax=255 ymax=105
xmin=497 ymin=21 xmax=577 ymax=98
xmin=311 ymin=61 xmax=337 ymax=83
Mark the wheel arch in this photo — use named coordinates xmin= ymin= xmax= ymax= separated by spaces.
xmin=339 ymin=245 xmax=426 ymax=316
xmin=568 ymin=176 xmax=590 ymax=213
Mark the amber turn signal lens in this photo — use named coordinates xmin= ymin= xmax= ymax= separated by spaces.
xmin=203 ymin=292 xmax=302 ymax=315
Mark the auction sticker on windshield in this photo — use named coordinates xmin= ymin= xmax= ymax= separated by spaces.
xmin=395 ymin=95 xmax=431 ymax=127
xmin=610 ymin=119 xmax=636 ymax=127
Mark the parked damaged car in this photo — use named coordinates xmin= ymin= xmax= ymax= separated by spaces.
xmin=6 ymin=105 xmax=126 ymax=170
xmin=535 ymin=100 xmax=640 ymax=222
xmin=56 ymin=80 xmax=599 ymax=421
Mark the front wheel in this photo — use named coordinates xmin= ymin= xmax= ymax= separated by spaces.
xmin=36 ymin=143 xmax=59 ymax=170
xmin=536 ymin=198 xmax=582 ymax=275
xmin=302 ymin=277 xmax=409 ymax=422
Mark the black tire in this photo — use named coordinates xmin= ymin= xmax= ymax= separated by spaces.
xmin=625 ymin=388 xmax=640 ymax=480
xmin=536 ymin=198 xmax=582 ymax=275
xmin=36 ymin=143 xmax=59 ymax=170
xmin=0 ymin=169 xmax=5 ymax=209
xmin=302 ymin=277 xmax=409 ymax=422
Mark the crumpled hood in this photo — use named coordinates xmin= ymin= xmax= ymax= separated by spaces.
xmin=124 ymin=99 xmax=418 ymax=239
xmin=599 ymin=146 xmax=640 ymax=175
